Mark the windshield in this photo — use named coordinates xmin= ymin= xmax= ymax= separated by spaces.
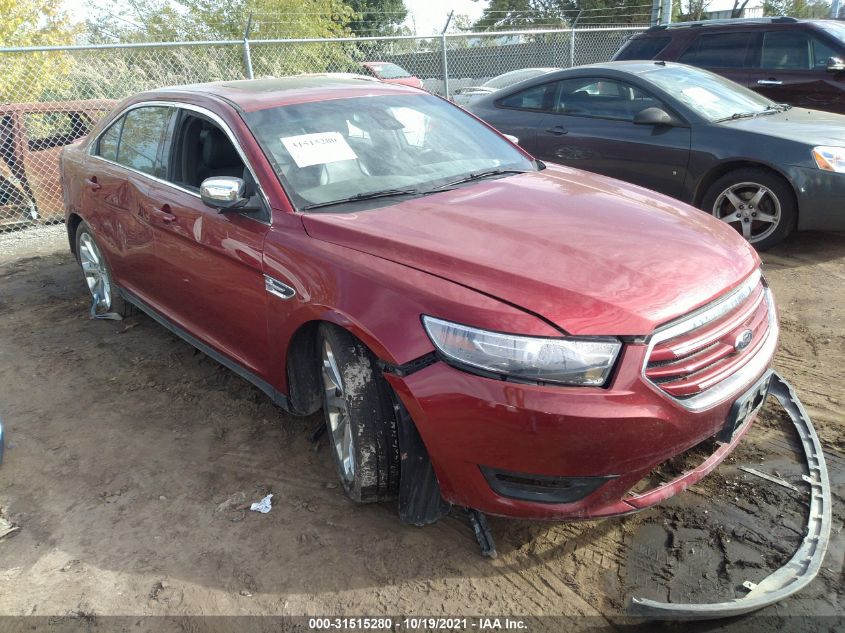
xmin=244 ymin=94 xmax=536 ymax=210
xmin=642 ymin=65 xmax=777 ymax=121
xmin=817 ymin=21 xmax=845 ymax=44
xmin=368 ymin=63 xmax=411 ymax=79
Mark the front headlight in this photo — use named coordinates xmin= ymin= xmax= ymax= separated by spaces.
xmin=422 ymin=316 xmax=621 ymax=386
xmin=812 ymin=146 xmax=845 ymax=173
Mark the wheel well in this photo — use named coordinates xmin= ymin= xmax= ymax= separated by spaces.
xmin=67 ymin=213 xmax=83 ymax=255
xmin=693 ymin=161 xmax=797 ymax=210
xmin=285 ymin=320 xmax=323 ymax=416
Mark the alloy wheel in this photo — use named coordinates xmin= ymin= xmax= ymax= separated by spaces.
xmin=321 ymin=339 xmax=356 ymax=483
xmin=711 ymin=181 xmax=781 ymax=243
xmin=78 ymin=232 xmax=112 ymax=312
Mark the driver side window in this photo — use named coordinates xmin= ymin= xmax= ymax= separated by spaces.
xmin=169 ymin=111 xmax=246 ymax=191
xmin=553 ymin=77 xmax=663 ymax=122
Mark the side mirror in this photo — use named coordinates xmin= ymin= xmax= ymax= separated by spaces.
xmin=200 ymin=176 xmax=247 ymax=211
xmin=826 ymin=57 xmax=845 ymax=73
xmin=503 ymin=134 xmax=520 ymax=145
xmin=633 ymin=107 xmax=675 ymax=126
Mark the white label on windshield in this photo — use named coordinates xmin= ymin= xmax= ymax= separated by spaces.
xmin=682 ymin=86 xmax=719 ymax=103
xmin=281 ymin=132 xmax=357 ymax=168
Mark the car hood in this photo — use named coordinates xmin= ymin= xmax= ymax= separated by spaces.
xmin=724 ymin=107 xmax=845 ymax=145
xmin=301 ymin=166 xmax=759 ymax=335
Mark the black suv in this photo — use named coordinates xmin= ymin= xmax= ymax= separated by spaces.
xmin=613 ymin=17 xmax=845 ymax=114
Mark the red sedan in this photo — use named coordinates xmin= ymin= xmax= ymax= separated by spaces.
xmin=60 ymin=76 xmax=777 ymax=532
xmin=360 ymin=61 xmax=424 ymax=89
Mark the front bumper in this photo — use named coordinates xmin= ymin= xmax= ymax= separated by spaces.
xmin=788 ymin=164 xmax=845 ymax=232
xmin=386 ymin=328 xmax=777 ymax=521
xmin=630 ymin=373 xmax=831 ymax=619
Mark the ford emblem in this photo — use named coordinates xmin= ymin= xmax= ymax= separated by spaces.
xmin=734 ymin=329 xmax=754 ymax=352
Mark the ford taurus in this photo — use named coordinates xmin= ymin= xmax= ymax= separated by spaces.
xmin=60 ymin=76 xmax=778 ymax=530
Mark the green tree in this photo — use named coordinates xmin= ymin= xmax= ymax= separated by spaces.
xmin=0 ymin=0 xmax=80 ymax=102
xmin=87 ymin=0 xmax=354 ymax=43
xmin=346 ymin=0 xmax=408 ymax=35
xmin=763 ymin=0 xmax=830 ymax=17
xmin=472 ymin=0 xmax=653 ymax=30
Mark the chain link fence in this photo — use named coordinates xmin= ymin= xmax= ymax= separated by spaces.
xmin=0 ymin=26 xmax=644 ymax=237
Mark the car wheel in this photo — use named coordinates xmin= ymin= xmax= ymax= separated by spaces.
xmin=317 ymin=323 xmax=399 ymax=503
xmin=702 ymin=168 xmax=796 ymax=250
xmin=75 ymin=222 xmax=129 ymax=316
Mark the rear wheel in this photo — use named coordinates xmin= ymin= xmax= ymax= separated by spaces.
xmin=702 ymin=168 xmax=796 ymax=250
xmin=74 ymin=222 xmax=129 ymax=316
xmin=317 ymin=323 xmax=399 ymax=503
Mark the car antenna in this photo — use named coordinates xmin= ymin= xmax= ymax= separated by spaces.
xmin=655 ymin=60 xmax=666 ymax=66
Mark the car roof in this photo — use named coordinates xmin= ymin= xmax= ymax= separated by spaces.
xmin=142 ymin=74 xmax=421 ymax=112
xmin=549 ymin=60 xmax=682 ymax=75
xmin=642 ymin=16 xmax=834 ymax=33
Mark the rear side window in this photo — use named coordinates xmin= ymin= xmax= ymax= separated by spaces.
xmin=115 ymin=106 xmax=172 ymax=177
xmin=680 ymin=32 xmax=753 ymax=68
xmin=497 ymin=83 xmax=556 ymax=111
xmin=554 ymin=77 xmax=661 ymax=121
xmin=615 ymin=36 xmax=671 ymax=60
xmin=96 ymin=119 xmax=122 ymax=162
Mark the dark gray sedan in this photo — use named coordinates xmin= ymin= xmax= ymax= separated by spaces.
xmin=467 ymin=61 xmax=845 ymax=248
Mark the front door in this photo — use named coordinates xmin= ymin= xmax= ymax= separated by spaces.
xmin=751 ymin=29 xmax=845 ymax=113
xmin=145 ymin=108 xmax=271 ymax=379
xmin=533 ymin=77 xmax=692 ymax=199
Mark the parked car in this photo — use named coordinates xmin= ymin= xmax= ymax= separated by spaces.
xmin=613 ymin=17 xmax=845 ymax=115
xmin=467 ymin=60 xmax=845 ymax=248
xmin=0 ymin=100 xmax=113 ymax=228
xmin=360 ymin=61 xmax=424 ymax=89
xmin=452 ymin=68 xmax=558 ymax=106
xmin=62 ymin=76 xmax=777 ymax=530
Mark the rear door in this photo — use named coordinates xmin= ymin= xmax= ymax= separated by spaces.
xmin=21 ymin=109 xmax=97 ymax=219
xmin=751 ymin=28 xmax=845 ymax=112
xmin=144 ymin=106 xmax=272 ymax=379
xmin=676 ymin=30 xmax=757 ymax=89
xmin=84 ymin=105 xmax=173 ymax=297
xmin=533 ymin=77 xmax=691 ymax=198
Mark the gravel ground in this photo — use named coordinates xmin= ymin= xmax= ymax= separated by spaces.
xmin=0 ymin=226 xmax=842 ymax=632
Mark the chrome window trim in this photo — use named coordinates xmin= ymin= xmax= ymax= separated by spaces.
xmin=641 ymin=269 xmax=777 ymax=412
xmin=88 ymin=99 xmax=271 ymax=225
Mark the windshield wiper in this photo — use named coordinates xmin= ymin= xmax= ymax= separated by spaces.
xmin=714 ymin=107 xmax=782 ymax=123
xmin=300 ymin=187 xmax=421 ymax=211
xmin=429 ymin=168 xmax=529 ymax=192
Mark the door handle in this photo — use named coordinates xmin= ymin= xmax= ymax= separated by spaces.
xmin=545 ymin=125 xmax=568 ymax=136
xmin=757 ymin=79 xmax=783 ymax=86
xmin=151 ymin=204 xmax=177 ymax=223
xmin=85 ymin=177 xmax=101 ymax=191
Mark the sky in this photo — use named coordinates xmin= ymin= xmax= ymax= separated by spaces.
xmin=61 ymin=0 xmax=488 ymax=36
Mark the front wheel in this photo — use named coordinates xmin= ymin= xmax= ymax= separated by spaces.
xmin=317 ymin=323 xmax=399 ymax=503
xmin=702 ymin=168 xmax=797 ymax=250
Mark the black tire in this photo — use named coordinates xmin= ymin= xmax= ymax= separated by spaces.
xmin=701 ymin=168 xmax=797 ymax=250
xmin=317 ymin=323 xmax=400 ymax=503
xmin=74 ymin=221 xmax=131 ymax=317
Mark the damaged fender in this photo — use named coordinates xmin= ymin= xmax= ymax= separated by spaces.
xmin=628 ymin=372 xmax=832 ymax=619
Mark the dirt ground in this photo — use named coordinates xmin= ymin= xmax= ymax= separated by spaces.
xmin=0 ymin=228 xmax=843 ymax=631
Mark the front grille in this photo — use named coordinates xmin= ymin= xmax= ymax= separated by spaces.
xmin=645 ymin=270 xmax=772 ymax=400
